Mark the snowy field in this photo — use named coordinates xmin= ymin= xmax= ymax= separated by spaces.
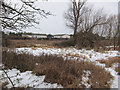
xmin=1 ymin=47 xmax=120 ymax=88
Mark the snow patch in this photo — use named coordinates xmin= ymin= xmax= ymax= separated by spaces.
xmin=80 ymin=70 xmax=92 ymax=88
xmin=1 ymin=69 xmax=63 ymax=88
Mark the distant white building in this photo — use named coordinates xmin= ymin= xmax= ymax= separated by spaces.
xmin=32 ymin=35 xmax=47 ymax=38
xmin=54 ymin=34 xmax=71 ymax=39
xmin=61 ymin=34 xmax=71 ymax=39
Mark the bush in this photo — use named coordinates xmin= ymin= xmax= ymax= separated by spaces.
xmin=76 ymin=31 xmax=104 ymax=49
xmin=54 ymin=39 xmax=75 ymax=47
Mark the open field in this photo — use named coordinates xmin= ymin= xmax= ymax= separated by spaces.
xmin=9 ymin=39 xmax=65 ymax=48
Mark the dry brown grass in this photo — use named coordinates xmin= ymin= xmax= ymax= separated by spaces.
xmin=2 ymin=50 xmax=38 ymax=72
xmin=9 ymin=39 xmax=64 ymax=48
xmin=2 ymin=50 xmax=113 ymax=88
xmin=31 ymin=47 xmax=37 ymax=50
xmin=98 ymin=56 xmax=120 ymax=68
xmin=115 ymin=64 xmax=120 ymax=75
xmin=89 ymin=54 xmax=92 ymax=58
xmin=2 ymin=82 xmax=9 ymax=88
xmin=115 ymin=67 xmax=120 ymax=75
xmin=35 ymin=60 xmax=113 ymax=88
xmin=94 ymin=46 xmax=119 ymax=52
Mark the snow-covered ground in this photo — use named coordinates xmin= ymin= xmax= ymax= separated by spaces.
xmin=0 ymin=69 xmax=63 ymax=88
xmin=1 ymin=47 xmax=120 ymax=88
xmin=16 ymin=47 xmax=119 ymax=62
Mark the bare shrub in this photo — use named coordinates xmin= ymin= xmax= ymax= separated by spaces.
xmin=76 ymin=32 xmax=104 ymax=49
xmin=54 ymin=39 xmax=75 ymax=47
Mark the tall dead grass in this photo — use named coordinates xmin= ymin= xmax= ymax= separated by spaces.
xmin=2 ymin=50 xmax=113 ymax=88
xmin=98 ymin=56 xmax=120 ymax=68
xmin=9 ymin=40 xmax=64 ymax=48
xmin=98 ymin=56 xmax=120 ymax=75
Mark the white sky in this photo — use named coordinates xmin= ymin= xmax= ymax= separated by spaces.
xmin=7 ymin=0 xmax=120 ymax=34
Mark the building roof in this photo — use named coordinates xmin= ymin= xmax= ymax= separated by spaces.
xmin=22 ymin=33 xmax=47 ymax=36
xmin=54 ymin=34 xmax=70 ymax=36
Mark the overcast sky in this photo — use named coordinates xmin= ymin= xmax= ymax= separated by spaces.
xmin=11 ymin=0 xmax=119 ymax=34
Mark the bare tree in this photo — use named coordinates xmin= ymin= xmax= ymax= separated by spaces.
xmin=118 ymin=2 xmax=120 ymax=51
xmin=0 ymin=0 xmax=51 ymax=31
xmin=64 ymin=0 xmax=87 ymax=44
xmin=94 ymin=15 xmax=119 ymax=50
xmin=78 ymin=8 xmax=108 ymax=34
xmin=105 ymin=15 xmax=119 ymax=49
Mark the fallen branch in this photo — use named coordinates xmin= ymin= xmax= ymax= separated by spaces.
xmin=2 ymin=68 xmax=15 ymax=90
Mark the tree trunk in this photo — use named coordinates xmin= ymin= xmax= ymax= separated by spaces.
xmin=113 ymin=38 xmax=116 ymax=50
xmin=73 ymin=22 xmax=78 ymax=45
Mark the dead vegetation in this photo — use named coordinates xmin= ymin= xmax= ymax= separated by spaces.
xmin=98 ymin=56 xmax=120 ymax=68
xmin=115 ymin=67 xmax=120 ymax=75
xmin=2 ymin=50 xmax=113 ymax=88
xmin=98 ymin=56 xmax=120 ymax=75
xmin=5 ymin=39 xmax=64 ymax=48
xmin=2 ymin=50 xmax=37 ymax=72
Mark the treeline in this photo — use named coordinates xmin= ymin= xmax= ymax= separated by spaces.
xmin=2 ymin=32 xmax=31 ymax=47
xmin=63 ymin=0 xmax=119 ymax=50
xmin=9 ymin=32 xmax=23 ymax=36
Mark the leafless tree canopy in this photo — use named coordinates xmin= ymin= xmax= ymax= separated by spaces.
xmin=65 ymin=0 xmax=118 ymax=45
xmin=80 ymin=9 xmax=108 ymax=33
xmin=106 ymin=15 xmax=118 ymax=39
xmin=0 ymin=0 xmax=51 ymax=30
